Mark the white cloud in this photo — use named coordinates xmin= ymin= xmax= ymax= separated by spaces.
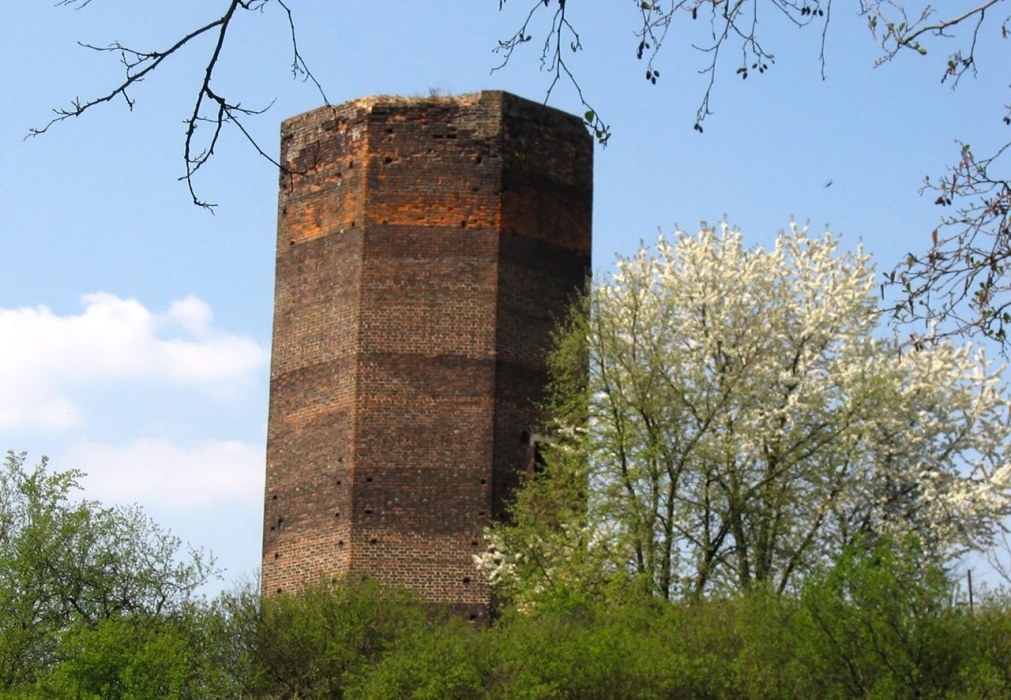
xmin=0 ymin=293 xmax=268 ymax=431
xmin=65 ymin=438 xmax=265 ymax=511
xmin=167 ymin=296 xmax=213 ymax=335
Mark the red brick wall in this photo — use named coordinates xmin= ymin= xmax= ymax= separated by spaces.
xmin=262 ymin=91 xmax=592 ymax=622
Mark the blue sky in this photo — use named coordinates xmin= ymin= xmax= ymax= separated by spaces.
xmin=2 ymin=2 xmax=1007 ymax=591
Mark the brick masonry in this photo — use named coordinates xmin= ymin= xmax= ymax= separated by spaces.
xmin=261 ymin=91 xmax=592 ymax=622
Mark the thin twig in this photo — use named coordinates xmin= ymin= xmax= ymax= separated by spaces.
xmin=31 ymin=0 xmax=321 ymax=209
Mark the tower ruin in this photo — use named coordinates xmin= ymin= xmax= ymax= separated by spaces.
xmin=261 ymin=91 xmax=592 ymax=621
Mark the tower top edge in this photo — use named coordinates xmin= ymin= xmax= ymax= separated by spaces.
xmin=281 ymin=90 xmax=587 ymax=131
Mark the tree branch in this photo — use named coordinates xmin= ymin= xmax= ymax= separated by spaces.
xmin=30 ymin=0 xmax=326 ymax=209
xmin=494 ymin=0 xmax=611 ymax=144
xmin=891 ymin=142 xmax=1011 ymax=346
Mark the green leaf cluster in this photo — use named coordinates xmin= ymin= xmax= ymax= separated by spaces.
xmin=0 ymin=452 xmax=216 ymax=692
xmin=3 ymin=526 xmax=1009 ymax=697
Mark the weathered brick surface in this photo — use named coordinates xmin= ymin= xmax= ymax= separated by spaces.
xmin=262 ymin=91 xmax=592 ymax=621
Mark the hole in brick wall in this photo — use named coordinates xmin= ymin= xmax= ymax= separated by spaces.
xmin=276 ymin=516 xmax=284 ymax=527
xmin=385 ymin=127 xmax=394 ymax=134
xmin=277 ymin=587 xmax=283 ymax=594
xmin=274 ymin=552 xmax=280 ymax=559
xmin=366 ymin=477 xmax=373 ymax=482
xmin=269 ymin=525 xmax=275 ymax=531
xmin=462 ymin=577 xmax=471 ymax=584
xmin=478 ymin=511 xmax=486 ymax=517
xmin=520 ymin=431 xmax=530 ymax=444
xmin=336 ymin=480 xmax=342 ymax=486
xmin=480 ymin=479 xmax=487 ymax=485
xmin=370 ymin=538 xmax=377 ymax=544
xmin=471 ymin=540 xmax=479 ymax=546
xmin=347 ymin=159 xmax=354 ymax=168
xmin=364 ymin=509 xmax=373 ymax=515
xmin=384 ymin=156 xmax=393 ymax=164
xmin=471 ymin=186 xmax=480 ymax=193
xmin=474 ymin=155 xmax=482 ymax=164
xmin=338 ymin=540 xmax=345 ymax=547
xmin=531 ymin=439 xmax=547 ymax=475
xmin=460 ymin=220 xmax=467 ymax=228
xmin=334 ymin=511 xmax=340 ymax=518
xmin=271 ymin=494 xmax=278 ymax=500
xmin=470 ymin=614 xmax=478 ymax=621
xmin=289 ymin=239 xmax=295 ymax=246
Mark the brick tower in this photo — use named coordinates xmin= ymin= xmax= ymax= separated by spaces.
xmin=261 ymin=91 xmax=592 ymax=621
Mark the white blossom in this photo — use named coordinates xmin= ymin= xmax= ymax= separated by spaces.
xmin=487 ymin=224 xmax=1011 ymax=601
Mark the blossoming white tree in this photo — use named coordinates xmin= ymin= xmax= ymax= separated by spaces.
xmin=480 ymin=224 xmax=1011 ymax=603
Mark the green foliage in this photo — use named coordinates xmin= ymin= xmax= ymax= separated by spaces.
xmin=44 ymin=617 xmax=191 ymax=699
xmin=347 ymin=548 xmax=1009 ymax=699
xmin=349 ymin=618 xmax=485 ymax=700
xmin=0 ymin=451 xmax=215 ymax=691
xmin=489 ymin=604 xmax=652 ymax=699
xmin=797 ymin=537 xmax=972 ymax=698
xmin=0 ymin=554 xmax=1006 ymax=698
xmin=219 ymin=577 xmax=433 ymax=699
xmin=3 ymin=449 xmax=1007 ymax=697
xmin=26 ymin=609 xmax=235 ymax=700
xmin=955 ymin=590 xmax=1011 ymax=697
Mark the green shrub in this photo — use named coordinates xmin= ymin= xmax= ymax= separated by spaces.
xmin=348 ymin=617 xmax=486 ymax=700
xmin=221 ymin=577 xmax=430 ymax=699
xmin=25 ymin=606 xmax=234 ymax=700
xmin=797 ymin=538 xmax=972 ymax=698
xmin=954 ymin=590 xmax=1011 ymax=698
